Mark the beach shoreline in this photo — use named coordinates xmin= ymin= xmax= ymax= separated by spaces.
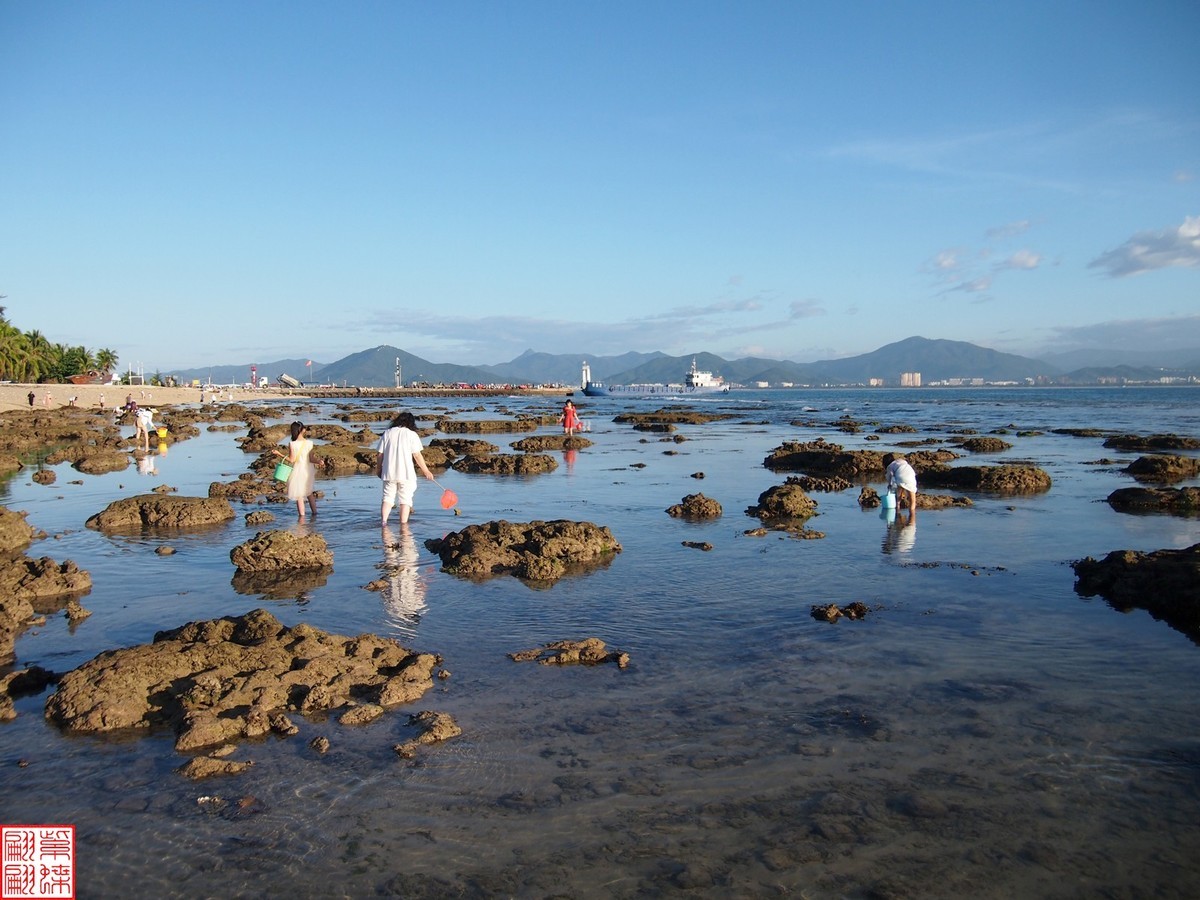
xmin=0 ymin=382 xmax=575 ymax=413
xmin=0 ymin=382 xmax=282 ymax=413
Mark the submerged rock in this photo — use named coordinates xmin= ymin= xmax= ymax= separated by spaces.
xmin=394 ymin=710 xmax=462 ymax=758
xmin=509 ymin=637 xmax=630 ymax=668
xmin=425 ymin=520 xmax=621 ymax=582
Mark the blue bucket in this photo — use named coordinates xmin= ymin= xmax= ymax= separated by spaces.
xmin=881 ymin=490 xmax=896 ymax=509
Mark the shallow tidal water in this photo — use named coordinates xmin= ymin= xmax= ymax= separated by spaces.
xmin=2 ymin=386 xmax=1199 ymax=898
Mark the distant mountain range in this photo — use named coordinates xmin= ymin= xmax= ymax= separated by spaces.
xmin=167 ymin=337 xmax=1200 ymax=388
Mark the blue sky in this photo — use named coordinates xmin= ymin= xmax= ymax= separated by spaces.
xmin=2 ymin=1 xmax=1197 ymax=371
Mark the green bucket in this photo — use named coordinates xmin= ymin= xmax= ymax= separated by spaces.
xmin=273 ymin=462 xmax=293 ymax=483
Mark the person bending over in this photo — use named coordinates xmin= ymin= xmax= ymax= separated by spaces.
xmin=883 ymin=452 xmax=918 ymax=512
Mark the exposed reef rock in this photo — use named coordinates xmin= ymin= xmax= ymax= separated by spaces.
xmin=857 ymin=487 xmax=974 ymax=510
xmin=72 ymin=450 xmax=131 ymax=475
xmin=509 ymin=638 xmax=630 ymax=668
xmin=427 ymin=438 xmax=501 ymax=459
xmin=957 ymin=437 xmax=1013 ymax=453
xmin=86 ymin=495 xmax=236 ymax=531
xmin=1123 ymin=454 xmax=1200 ymax=484
xmin=425 ymin=520 xmax=621 ymax=582
xmin=1106 ymin=487 xmax=1200 ymax=515
xmin=613 ymin=409 xmax=734 ymax=426
xmin=666 ymin=493 xmax=723 ymax=519
xmin=451 ymin=453 xmax=558 ymax=475
xmin=811 ymin=602 xmax=870 ymax=622
xmin=746 ymin=483 xmax=819 ymax=520
xmin=789 ymin=474 xmax=853 ymax=493
xmin=0 ymin=556 xmax=91 ymax=601
xmin=0 ymin=507 xmax=38 ymax=554
xmin=1102 ymin=434 xmax=1200 ymax=452
xmin=437 ymin=418 xmax=539 ymax=434
xmin=763 ymin=440 xmax=960 ymax=478
xmin=1072 ymin=543 xmax=1200 ymax=643
xmin=510 ymin=435 xmax=594 ymax=452
xmin=45 ymin=608 xmax=441 ymax=759
xmin=230 ymin=530 xmax=333 ymax=572
xmin=918 ymin=464 xmax=1052 ymax=494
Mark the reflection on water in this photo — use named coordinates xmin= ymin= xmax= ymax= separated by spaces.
xmin=881 ymin=507 xmax=917 ymax=554
xmin=230 ymin=566 xmax=330 ymax=602
xmin=379 ymin=524 xmax=428 ymax=633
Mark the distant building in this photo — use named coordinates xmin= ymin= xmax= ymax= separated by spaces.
xmin=900 ymin=372 xmax=921 ymax=387
xmin=868 ymin=377 xmax=885 ymax=387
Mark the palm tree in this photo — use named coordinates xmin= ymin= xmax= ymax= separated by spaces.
xmin=95 ymin=348 xmax=118 ymax=374
xmin=23 ymin=329 xmax=53 ymax=382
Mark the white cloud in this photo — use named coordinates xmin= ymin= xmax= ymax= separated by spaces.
xmin=1088 ymin=215 xmax=1200 ymax=277
xmin=997 ymin=249 xmax=1041 ymax=271
xmin=986 ymin=220 xmax=1031 ymax=240
xmin=1043 ymin=314 xmax=1200 ymax=352
xmin=930 ymin=249 xmax=959 ymax=271
xmin=943 ymin=276 xmax=992 ymax=295
xmin=788 ymin=299 xmax=826 ymax=319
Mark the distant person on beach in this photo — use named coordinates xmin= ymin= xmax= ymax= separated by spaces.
xmin=375 ymin=411 xmax=435 ymax=526
xmin=43 ymin=390 xmax=52 ymax=408
xmin=134 ymin=407 xmax=156 ymax=452
xmin=560 ymin=399 xmax=581 ymax=436
xmin=27 ymin=391 xmax=34 ymax=408
xmin=98 ymin=393 xmax=105 ymax=409
xmin=883 ymin=453 xmax=918 ymax=512
xmin=273 ymin=421 xmax=318 ymax=519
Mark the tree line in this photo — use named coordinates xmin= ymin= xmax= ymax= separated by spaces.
xmin=0 ymin=306 xmax=118 ymax=384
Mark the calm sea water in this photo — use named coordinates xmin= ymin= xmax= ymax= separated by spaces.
xmin=2 ymin=386 xmax=1199 ymax=898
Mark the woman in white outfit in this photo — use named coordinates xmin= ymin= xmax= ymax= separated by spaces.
xmin=375 ymin=412 xmax=434 ymax=526
xmin=883 ymin=452 xmax=918 ymax=512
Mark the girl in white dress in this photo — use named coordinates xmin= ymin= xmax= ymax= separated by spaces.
xmin=275 ymin=421 xmax=318 ymax=519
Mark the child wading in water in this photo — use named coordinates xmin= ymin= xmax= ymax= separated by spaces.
xmin=274 ymin=421 xmax=319 ymax=519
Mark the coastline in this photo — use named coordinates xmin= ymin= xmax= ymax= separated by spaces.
xmin=0 ymin=382 xmax=282 ymax=413
xmin=0 ymin=382 xmax=575 ymax=413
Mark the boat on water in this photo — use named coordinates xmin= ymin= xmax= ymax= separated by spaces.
xmin=581 ymin=358 xmax=731 ymax=398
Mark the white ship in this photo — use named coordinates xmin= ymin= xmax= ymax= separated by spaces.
xmin=581 ymin=358 xmax=731 ymax=398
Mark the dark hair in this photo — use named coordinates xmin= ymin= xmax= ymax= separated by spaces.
xmin=390 ymin=412 xmax=417 ymax=431
xmin=290 ymin=421 xmax=306 ymax=441
xmin=882 ymin=452 xmax=902 ymax=466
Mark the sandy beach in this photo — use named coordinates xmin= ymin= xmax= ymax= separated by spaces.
xmin=0 ymin=381 xmax=288 ymax=413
